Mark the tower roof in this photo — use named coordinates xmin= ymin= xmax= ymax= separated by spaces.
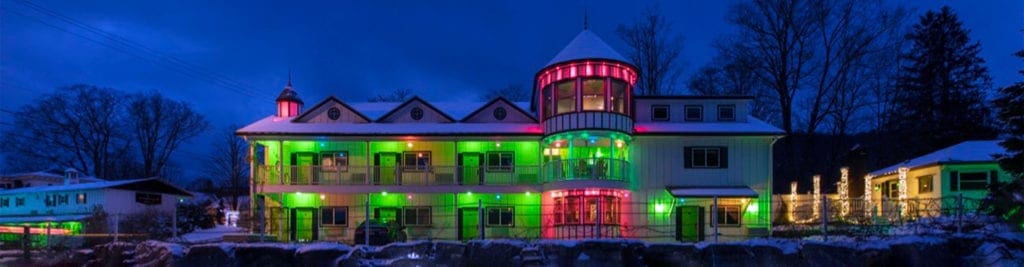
xmin=545 ymin=30 xmax=630 ymax=67
xmin=276 ymin=79 xmax=303 ymax=104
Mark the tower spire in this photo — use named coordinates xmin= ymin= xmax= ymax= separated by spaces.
xmin=583 ymin=2 xmax=589 ymax=30
xmin=287 ymin=69 xmax=293 ymax=87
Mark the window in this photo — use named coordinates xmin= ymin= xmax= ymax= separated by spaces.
xmin=717 ymin=105 xmax=735 ymax=121
xmin=327 ymin=107 xmax=341 ymax=120
xmin=918 ymin=175 xmax=934 ymax=193
xmin=321 ymin=151 xmax=349 ymax=172
xmin=402 ymin=151 xmax=431 ymax=172
xmin=957 ymin=172 xmax=989 ymax=190
xmin=542 ymin=85 xmax=553 ymax=118
xmin=0 ymin=197 xmax=9 ymax=208
xmin=556 ymin=80 xmax=576 ymax=114
xmin=15 ymin=197 xmax=24 ymax=207
xmin=77 ymin=193 xmax=87 ymax=204
xmin=320 ymin=207 xmax=348 ymax=226
xmin=685 ymin=147 xmax=727 ymax=168
xmin=552 ymin=195 xmax=621 ymax=226
xmin=135 ymin=193 xmax=162 ymax=205
xmin=58 ymin=194 xmax=68 ymax=205
xmin=486 ymin=152 xmax=514 ymax=172
xmin=716 ymin=206 xmax=741 ymax=226
xmin=403 ymin=206 xmax=431 ymax=226
xmin=582 ymin=78 xmax=605 ymax=111
xmin=486 ymin=206 xmax=514 ymax=227
xmin=685 ymin=105 xmax=703 ymax=121
xmin=610 ymin=80 xmax=627 ymax=114
xmin=410 ymin=107 xmax=424 ymax=120
xmin=651 ymin=105 xmax=669 ymax=121
xmin=493 ymin=107 xmax=507 ymax=120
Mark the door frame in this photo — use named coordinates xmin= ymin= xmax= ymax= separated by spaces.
xmin=373 ymin=152 xmax=400 ymax=185
xmin=289 ymin=208 xmax=319 ymax=241
xmin=457 ymin=207 xmax=482 ymax=240
xmin=457 ymin=152 xmax=483 ymax=185
xmin=675 ymin=205 xmax=705 ymax=242
xmin=290 ymin=152 xmax=319 ymax=184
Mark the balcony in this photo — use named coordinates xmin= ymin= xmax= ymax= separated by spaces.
xmin=255 ymin=165 xmax=540 ymax=186
xmin=543 ymin=112 xmax=633 ymax=135
xmin=541 ymin=158 xmax=630 ymax=183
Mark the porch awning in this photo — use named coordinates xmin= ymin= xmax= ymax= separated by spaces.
xmin=666 ymin=186 xmax=759 ymax=198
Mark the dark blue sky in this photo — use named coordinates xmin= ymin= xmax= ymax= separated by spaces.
xmin=1 ymin=0 xmax=1021 ymax=179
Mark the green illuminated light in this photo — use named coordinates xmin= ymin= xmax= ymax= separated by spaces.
xmin=746 ymin=202 xmax=759 ymax=213
xmin=654 ymin=203 xmax=666 ymax=213
xmin=382 ymin=191 xmax=388 ymax=196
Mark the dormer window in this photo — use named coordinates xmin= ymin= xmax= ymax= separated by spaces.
xmin=685 ymin=105 xmax=703 ymax=121
xmin=651 ymin=105 xmax=669 ymax=121
xmin=717 ymin=105 xmax=735 ymax=121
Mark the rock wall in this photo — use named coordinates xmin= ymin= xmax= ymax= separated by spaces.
xmin=73 ymin=234 xmax=1024 ymax=267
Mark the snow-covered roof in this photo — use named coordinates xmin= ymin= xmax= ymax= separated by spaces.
xmin=0 ymin=177 xmax=193 ymax=196
xmin=0 ymin=214 xmax=91 ymax=223
xmin=546 ymin=30 xmax=630 ymax=67
xmin=666 ymin=186 xmax=759 ymax=198
xmin=237 ymin=116 xmax=543 ymax=136
xmin=346 ymin=101 xmax=532 ymax=121
xmin=868 ymin=140 xmax=1006 ymax=176
xmin=634 ymin=116 xmax=785 ymax=135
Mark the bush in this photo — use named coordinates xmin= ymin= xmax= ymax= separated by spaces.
xmin=177 ymin=199 xmax=216 ymax=232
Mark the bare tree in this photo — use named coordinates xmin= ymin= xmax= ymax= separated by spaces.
xmin=617 ymin=5 xmax=684 ymax=95
xmin=204 ymin=125 xmax=248 ymax=211
xmin=368 ymin=89 xmax=413 ymax=102
xmin=128 ymin=91 xmax=210 ymax=177
xmin=688 ymin=53 xmax=779 ymax=124
xmin=480 ymin=84 xmax=529 ymax=101
xmin=1 ymin=84 xmax=135 ymax=179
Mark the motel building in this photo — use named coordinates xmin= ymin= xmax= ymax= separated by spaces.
xmin=237 ymin=29 xmax=784 ymax=243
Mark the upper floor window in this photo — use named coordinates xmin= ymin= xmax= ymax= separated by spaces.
xmin=651 ymin=105 xmax=670 ymax=121
xmin=582 ymin=79 xmax=605 ymax=111
xmin=321 ymin=151 xmax=349 ymax=172
xmin=0 ymin=197 xmax=9 ymax=208
xmin=542 ymin=86 xmax=553 ymax=118
xmin=15 ymin=197 xmax=24 ymax=207
xmin=685 ymin=147 xmax=727 ymax=168
xmin=685 ymin=105 xmax=703 ymax=121
xmin=403 ymin=151 xmax=431 ymax=172
xmin=486 ymin=151 xmax=514 ymax=172
xmin=610 ymin=80 xmax=627 ymax=114
xmin=77 ymin=193 xmax=87 ymax=204
xmin=718 ymin=105 xmax=735 ymax=121
xmin=556 ymin=81 xmax=576 ymax=114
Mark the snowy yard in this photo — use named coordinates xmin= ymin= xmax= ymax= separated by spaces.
xmin=175 ymin=225 xmax=243 ymax=244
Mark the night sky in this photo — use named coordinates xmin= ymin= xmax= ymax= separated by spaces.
xmin=1 ymin=0 xmax=1021 ymax=180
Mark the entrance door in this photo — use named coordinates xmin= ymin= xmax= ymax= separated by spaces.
xmin=292 ymin=152 xmax=317 ymax=185
xmin=458 ymin=207 xmax=480 ymax=240
xmin=374 ymin=207 xmax=400 ymax=224
xmin=374 ymin=153 xmax=399 ymax=185
xmin=459 ymin=153 xmax=483 ymax=185
xmin=290 ymin=208 xmax=317 ymax=241
xmin=675 ymin=206 xmax=704 ymax=242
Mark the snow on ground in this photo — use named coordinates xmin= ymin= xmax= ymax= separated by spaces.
xmin=176 ymin=225 xmax=243 ymax=244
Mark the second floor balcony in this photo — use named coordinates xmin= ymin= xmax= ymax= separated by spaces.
xmin=541 ymin=158 xmax=630 ymax=183
xmin=255 ymin=165 xmax=540 ymax=186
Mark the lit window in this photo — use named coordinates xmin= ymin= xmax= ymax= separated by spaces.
xmin=917 ymin=175 xmax=933 ymax=193
xmin=486 ymin=206 xmax=514 ymax=227
xmin=685 ymin=105 xmax=703 ymax=121
xmin=686 ymin=147 xmax=727 ymax=168
xmin=556 ymin=80 xmax=576 ymax=114
xmin=402 ymin=151 xmax=431 ymax=172
xmin=321 ymin=151 xmax=349 ymax=172
xmin=486 ymin=152 xmax=514 ymax=172
xmin=716 ymin=206 xmax=741 ymax=226
xmin=717 ymin=105 xmax=735 ymax=121
xmin=651 ymin=105 xmax=669 ymax=121
xmin=320 ymin=207 xmax=348 ymax=226
xmin=552 ymin=195 xmax=621 ymax=226
xmin=582 ymin=78 xmax=605 ymax=111
xmin=403 ymin=206 xmax=432 ymax=226
xmin=76 ymin=193 xmax=87 ymax=204
xmin=610 ymin=80 xmax=627 ymax=114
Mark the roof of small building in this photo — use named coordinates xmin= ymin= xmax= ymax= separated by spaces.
xmin=346 ymin=101 xmax=532 ymax=120
xmin=868 ymin=140 xmax=1006 ymax=177
xmin=546 ymin=30 xmax=630 ymax=67
xmin=633 ymin=116 xmax=785 ymax=136
xmin=0 ymin=177 xmax=193 ymax=196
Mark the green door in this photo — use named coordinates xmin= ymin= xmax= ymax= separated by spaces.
xmin=459 ymin=207 xmax=480 ymax=240
xmin=292 ymin=153 xmax=316 ymax=185
xmin=290 ymin=208 xmax=316 ymax=241
xmin=460 ymin=153 xmax=482 ymax=185
xmin=675 ymin=206 xmax=704 ymax=242
xmin=375 ymin=153 xmax=398 ymax=185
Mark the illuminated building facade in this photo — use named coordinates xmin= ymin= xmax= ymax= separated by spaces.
xmin=238 ymin=30 xmax=783 ymax=242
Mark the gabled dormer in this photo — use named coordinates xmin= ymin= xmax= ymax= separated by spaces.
xmin=292 ymin=96 xmax=372 ymax=123
xmin=376 ymin=96 xmax=456 ymax=123
xmin=461 ymin=97 xmax=537 ymax=123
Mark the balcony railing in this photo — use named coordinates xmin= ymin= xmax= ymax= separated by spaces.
xmin=541 ymin=158 xmax=630 ymax=183
xmin=255 ymin=165 xmax=540 ymax=186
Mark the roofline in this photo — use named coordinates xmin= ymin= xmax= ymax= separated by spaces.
xmin=634 ymin=132 xmax=786 ymax=137
xmin=291 ymin=95 xmax=373 ymax=122
xmin=459 ymin=97 xmax=538 ymax=123
xmin=374 ymin=96 xmax=458 ymax=123
xmin=0 ymin=177 xmax=193 ymax=197
xmin=869 ymin=160 xmax=1000 ymax=177
xmin=234 ymin=132 xmax=546 ymax=137
xmin=530 ymin=58 xmax=639 ymax=112
xmin=634 ymin=95 xmax=755 ymax=100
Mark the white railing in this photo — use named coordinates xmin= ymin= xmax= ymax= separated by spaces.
xmin=255 ymin=165 xmax=540 ymax=186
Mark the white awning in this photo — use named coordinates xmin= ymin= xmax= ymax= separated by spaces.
xmin=666 ymin=186 xmax=759 ymax=198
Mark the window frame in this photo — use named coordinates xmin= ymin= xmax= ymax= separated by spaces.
xmin=716 ymin=205 xmax=741 ymax=226
xmin=320 ymin=151 xmax=350 ymax=172
xmin=402 ymin=206 xmax=432 ymax=226
xmin=686 ymin=147 xmax=726 ymax=169
xmin=320 ymin=206 xmax=349 ymax=226
xmin=610 ymin=80 xmax=628 ymax=115
xmin=552 ymin=195 xmax=621 ymax=226
xmin=684 ymin=105 xmax=703 ymax=121
xmin=555 ymin=80 xmax=577 ymax=115
xmin=651 ymin=105 xmax=670 ymax=121
xmin=917 ymin=175 xmax=934 ymax=193
xmin=717 ymin=104 xmax=736 ymax=121
xmin=15 ymin=197 xmax=24 ymax=207
xmin=485 ymin=151 xmax=515 ymax=172
xmin=485 ymin=206 xmax=515 ymax=227
xmin=958 ymin=172 xmax=988 ymax=190
xmin=402 ymin=151 xmax=432 ymax=172
xmin=76 ymin=193 xmax=87 ymax=204
xmin=581 ymin=78 xmax=606 ymax=111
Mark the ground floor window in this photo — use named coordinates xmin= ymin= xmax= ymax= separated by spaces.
xmin=486 ymin=206 xmax=514 ymax=227
xmin=553 ymin=195 xmax=620 ymax=226
xmin=716 ymin=205 xmax=741 ymax=226
xmin=918 ymin=175 xmax=934 ymax=193
xmin=403 ymin=206 xmax=431 ymax=226
xmin=320 ymin=207 xmax=348 ymax=226
xmin=954 ymin=171 xmax=992 ymax=191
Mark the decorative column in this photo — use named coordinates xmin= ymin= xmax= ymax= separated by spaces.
xmin=839 ymin=167 xmax=849 ymax=218
xmin=789 ymin=181 xmax=798 ymax=222
xmin=812 ymin=175 xmax=821 ymax=219
xmin=898 ymin=167 xmax=909 ymax=217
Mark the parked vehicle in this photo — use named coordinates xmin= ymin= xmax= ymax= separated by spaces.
xmin=353 ymin=219 xmax=406 ymax=246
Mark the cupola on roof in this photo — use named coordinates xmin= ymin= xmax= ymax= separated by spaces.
xmin=545 ymin=30 xmax=630 ymax=67
xmin=276 ymin=79 xmax=303 ymax=104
